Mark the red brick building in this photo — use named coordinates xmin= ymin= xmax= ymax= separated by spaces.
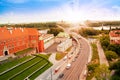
xmin=109 ymin=30 xmax=120 ymax=44
xmin=0 ymin=27 xmax=44 ymax=56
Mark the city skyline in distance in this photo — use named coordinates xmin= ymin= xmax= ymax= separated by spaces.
xmin=0 ymin=0 xmax=120 ymax=24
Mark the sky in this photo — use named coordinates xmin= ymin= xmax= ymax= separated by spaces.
xmin=0 ymin=0 xmax=120 ymax=24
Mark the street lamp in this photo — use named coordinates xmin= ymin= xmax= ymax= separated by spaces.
xmin=51 ymin=67 xmax=53 ymax=80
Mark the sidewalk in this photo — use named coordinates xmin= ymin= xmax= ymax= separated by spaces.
xmin=49 ymin=53 xmax=59 ymax=64
xmin=97 ymin=41 xmax=109 ymax=66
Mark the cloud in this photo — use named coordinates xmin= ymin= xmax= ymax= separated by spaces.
xmin=0 ymin=0 xmax=120 ymax=24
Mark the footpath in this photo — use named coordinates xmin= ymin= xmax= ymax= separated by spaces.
xmin=97 ymin=41 xmax=109 ymax=66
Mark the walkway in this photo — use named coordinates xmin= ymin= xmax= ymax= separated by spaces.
xmin=97 ymin=41 xmax=109 ymax=66
xmin=49 ymin=53 xmax=59 ymax=64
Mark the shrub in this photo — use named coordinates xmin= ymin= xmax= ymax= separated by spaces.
xmin=105 ymin=51 xmax=118 ymax=61
xmin=87 ymin=63 xmax=99 ymax=72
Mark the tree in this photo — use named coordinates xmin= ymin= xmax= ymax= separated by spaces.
xmin=87 ymin=63 xmax=99 ymax=72
xmin=108 ymin=44 xmax=120 ymax=56
xmin=109 ymin=60 xmax=120 ymax=70
xmin=47 ymin=28 xmax=64 ymax=36
xmin=109 ymin=60 xmax=120 ymax=80
xmin=100 ymin=35 xmax=110 ymax=50
xmin=94 ymin=64 xmax=110 ymax=80
xmin=105 ymin=51 xmax=118 ymax=61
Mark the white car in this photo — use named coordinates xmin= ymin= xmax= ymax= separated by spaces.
xmin=63 ymin=56 xmax=67 ymax=61
xmin=66 ymin=63 xmax=71 ymax=69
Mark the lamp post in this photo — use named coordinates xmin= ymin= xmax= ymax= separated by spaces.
xmin=51 ymin=67 xmax=53 ymax=80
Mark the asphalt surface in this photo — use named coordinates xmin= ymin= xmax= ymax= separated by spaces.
xmin=44 ymin=43 xmax=59 ymax=53
xmin=61 ymin=37 xmax=90 ymax=80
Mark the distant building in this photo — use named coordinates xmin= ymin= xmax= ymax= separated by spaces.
xmin=109 ymin=30 xmax=120 ymax=44
xmin=0 ymin=27 xmax=44 ymax=56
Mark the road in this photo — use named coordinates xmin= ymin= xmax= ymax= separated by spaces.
xmin=60 ymin=34 xmax=90 ymax=80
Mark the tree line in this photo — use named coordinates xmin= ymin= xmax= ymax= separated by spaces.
xmin=0 ymin=22 xmax=57 ymax=29
xmin=85 ymin=20 xmax=120 ymax=27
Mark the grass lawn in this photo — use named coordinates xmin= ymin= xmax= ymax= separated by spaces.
xmin=11 ymin=60 xmax=47 ymax=80
xmin=0 ymin=56 xmax=32 ymax=73
xmin=55 ymin=46 xmax=72 ymax=60
xmin=29 ymin=62 xmax=52 ymax=80
xmin=91 ymin=43 xmax=99 ymax=62
xmin=56 ymin=52 xmax=68 ymax=60
xmin=0 ymin=57 xmax=42 ymax=80
xmin=34 ymin=53 xmax=51 ymax=60
xmin=15 ymin=48 xmax=34 ymax=56
xmin=0 ymin=54 xmax=53 ymax=80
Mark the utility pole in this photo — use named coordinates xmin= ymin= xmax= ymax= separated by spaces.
xmin=51 ymin=68 xmax=53 ymax=80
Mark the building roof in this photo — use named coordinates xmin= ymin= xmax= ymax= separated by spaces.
xmin=0 ymin=27 xmax=38 ymax=41
xmin=109 ymin=30 xmax=120 ymax=37
xmin=40 ymin=34 xmax=54 ymax=40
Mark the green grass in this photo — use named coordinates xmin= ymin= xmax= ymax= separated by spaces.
xmin=55 ymin=47 xmax=71 ymax=61
xmin=91 ymin=43 xmax=99 ymax=62
xmin=0 ymin=53 xmax=53 ymax=80
xmin=11 ymin=60 xmax=47 ymax=80
xmin=0 ymin=56 xmax=32 ymax=73
xmin=15 ymin=48 xmax=34 ymax=56
xmin=0 ymin=54 xmax=53 ymax=80
xmin=35 ymin=54 xmax=51 ymax=60
xmin=56 ymin=52 xmax=68 ymax=60
xmin=29 ymin=63 xmax=52 ymax=80
xmin=0 ymin=57 xmax=41 ymax=80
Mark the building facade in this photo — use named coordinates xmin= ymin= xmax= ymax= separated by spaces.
xmin=57 ymin=39 xmax=72 ymax=52
xmin=39 ymin=34 xmax=54 ymax=50
xmin=109 ymin=30 xmax=120 ymax=44
xmin=0 ymin=27 xmax=44 ymax=56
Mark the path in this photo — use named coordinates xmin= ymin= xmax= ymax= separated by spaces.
xmin=49 ymin=53 xmax=59 ymax=64
xmin=97 ymin=41 xmax=109 ymax=66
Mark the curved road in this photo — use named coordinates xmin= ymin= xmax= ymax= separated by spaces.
xmin=61 ymin=34 xmax=90 ymax=80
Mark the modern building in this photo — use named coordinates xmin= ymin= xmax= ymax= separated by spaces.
xmin=109 ymin=30 xmax=120 ymax=44
xmin=57 ymin=39 xmax=72 ymax=52
xmin=0 ymin=27 xmax=44 ymax=56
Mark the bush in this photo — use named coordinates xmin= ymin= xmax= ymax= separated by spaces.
xmin=47 ymin=28 xmax=64 ymax=36
xmin=79 ymin=28 xmax=100 ymax=37
xmin=87 ymin=63 xmax=99 ymax=72
xmin=110 ymin=70 xmax=120 ymax=80
xmin=105 ymin=51 xmax=118 ymax=61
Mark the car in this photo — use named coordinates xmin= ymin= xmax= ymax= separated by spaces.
xmin=68 ymin=55 xmax=72 ymax=59
xmin=66 ymin=63 xmax=71 ymax=69
xmin=72 ymin=58 xmax=76 ymax=62
xmin=54 ymin=66 xmax=60 ymax=73
xmin=58 ymin=73 xmax=64 ymax=78
xmin=63 ymin=56 xmax=67 ymax=61
xmin=75 ymin=55 xmax=79 ymax=58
